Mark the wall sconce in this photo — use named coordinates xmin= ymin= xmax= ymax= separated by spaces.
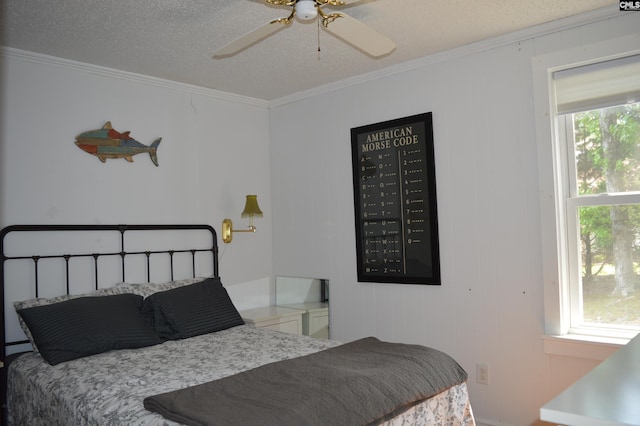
xmin=222 ymin=195 xmax=263 ymax=243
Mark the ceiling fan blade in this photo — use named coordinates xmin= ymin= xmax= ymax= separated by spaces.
xmin=213 ymin=20 xmax=289 ymax=57
xmin=323 ymin=13 xmax=395 ymax=58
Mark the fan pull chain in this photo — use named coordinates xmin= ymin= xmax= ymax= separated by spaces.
xmin=317 ymin=17 xmax=321 ymax=60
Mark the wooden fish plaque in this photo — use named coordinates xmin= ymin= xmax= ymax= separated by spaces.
xmin=75 ymin=121 xmax=161 ymax=166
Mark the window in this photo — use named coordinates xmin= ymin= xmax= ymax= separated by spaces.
xmin=534 ymin=38 xmax=640 ymax=343
xmin=559 ymin=102 xmax=640 ymax=339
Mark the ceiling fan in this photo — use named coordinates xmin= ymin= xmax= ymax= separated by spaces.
xmin=212 ymin=0 xmax=396 ymax=58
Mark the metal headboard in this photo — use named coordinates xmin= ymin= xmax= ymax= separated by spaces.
xmin=0 ymin=224 xmax=219 ymax=362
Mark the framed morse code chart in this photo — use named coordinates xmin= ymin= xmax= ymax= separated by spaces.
xmin=351 ymin=113 xmax=441 ymax=285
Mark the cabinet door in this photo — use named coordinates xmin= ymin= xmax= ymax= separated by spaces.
xmin=305 ymin=311 xmax=329 ymax=339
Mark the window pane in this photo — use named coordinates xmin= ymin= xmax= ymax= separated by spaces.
xmin=573 ymin=102 xmax=640 ymax=195
xmin=578 ymin=205 xmax=640 ymax=328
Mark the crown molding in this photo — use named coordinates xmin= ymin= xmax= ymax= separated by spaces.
xmin=0 ymin=47 xmax=270 ymax=109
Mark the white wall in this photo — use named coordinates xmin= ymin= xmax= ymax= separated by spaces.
xmin=269 ymin=12 xmax=640 ymax=426
xmin=0 ymin=50 xmax=273 ymax=305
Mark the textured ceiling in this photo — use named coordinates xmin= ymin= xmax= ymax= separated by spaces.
xmin=2 ymin=0 xmax=619 ymax=101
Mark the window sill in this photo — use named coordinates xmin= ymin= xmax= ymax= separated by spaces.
xmin=543 ymin=334 xmax=627 ymax=361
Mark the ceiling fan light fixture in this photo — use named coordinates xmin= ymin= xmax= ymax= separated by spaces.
xmin=295 ymin=0 xmax=317 ymax=21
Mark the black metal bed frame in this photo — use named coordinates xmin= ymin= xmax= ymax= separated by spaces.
xmin=0 ymin=224 xmax=219 ymax=423
xmin=0 ymin=224 xmax=219 ymax=360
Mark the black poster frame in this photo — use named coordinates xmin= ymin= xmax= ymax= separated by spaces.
xmin=350 ymin=113 xmax=441 ymax=285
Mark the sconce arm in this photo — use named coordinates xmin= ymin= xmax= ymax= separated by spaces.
xmin=222 ymin=219 xmax=257 ymax=243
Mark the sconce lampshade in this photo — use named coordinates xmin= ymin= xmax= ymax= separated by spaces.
xmin=241 ymin=195 xmax=263 ymax=218
xmin=222 ymin=194 xmax=262 ymax=243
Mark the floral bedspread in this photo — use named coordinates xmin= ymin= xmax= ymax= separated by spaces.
xmin=7 ymin=325 xmax=474 ymax=425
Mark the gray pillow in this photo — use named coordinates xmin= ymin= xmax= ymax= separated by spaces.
xmin=17 ymin=293 xmax=163 ymax=365
xmin=142 ymin=277 xmax=244 ymax=340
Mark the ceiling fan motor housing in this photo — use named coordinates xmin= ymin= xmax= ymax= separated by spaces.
xmin=295 ymin=0 xmax=317 ymax=20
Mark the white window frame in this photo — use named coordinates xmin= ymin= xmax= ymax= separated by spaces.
xmin=533 ymin=34 xmax=640 ymax=346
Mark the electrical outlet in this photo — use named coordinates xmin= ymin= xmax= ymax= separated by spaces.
xmin=476 ymin=363 xmax=489 ymax=385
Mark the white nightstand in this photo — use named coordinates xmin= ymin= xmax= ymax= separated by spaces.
xmin=280 ymin=302 xmax=329 ymax=339
xmin=240 ymin=306 xmax=304 ymax=335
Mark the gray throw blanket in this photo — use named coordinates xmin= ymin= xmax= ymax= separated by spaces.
xmin=144 ymin=337 xmax=468 ymax=426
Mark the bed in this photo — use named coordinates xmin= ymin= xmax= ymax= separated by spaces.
xmin=1 ymin=224 xmax=475 ymax=426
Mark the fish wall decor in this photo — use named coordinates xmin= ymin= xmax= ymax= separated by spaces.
xmin=75 ymin=121 xmax=162 ymax=166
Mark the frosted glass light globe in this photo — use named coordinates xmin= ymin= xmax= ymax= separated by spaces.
xmin=295 ymin=0 xmax=317 ymax=20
